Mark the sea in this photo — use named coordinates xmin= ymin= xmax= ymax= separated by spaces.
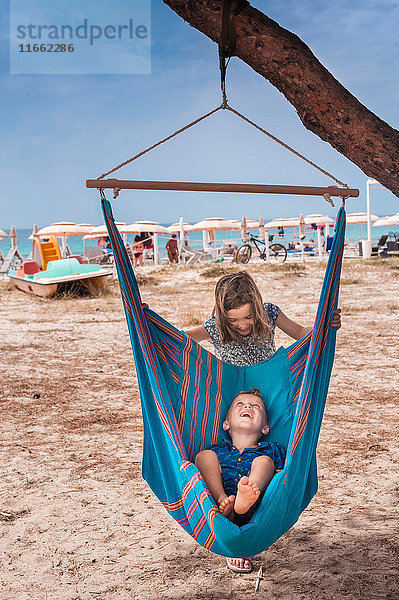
xmin=0 ymin=223 xmax=394 ymax=261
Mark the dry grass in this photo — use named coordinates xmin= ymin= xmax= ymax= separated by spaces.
xmin=341 ymin=275 xmax=362 ymax=285
xmin=199 ymin=264 xmax=239 ymax=278
xmin=178 ymin=307 xmax=210 ymax=327
xmin=135 ymin=272 xmax=160 ymax=286
xmin=265 ymin=262 xmax=306 ymax=274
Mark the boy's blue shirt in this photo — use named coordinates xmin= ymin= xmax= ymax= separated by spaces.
xmin=209 ymin=439 xmax=286 ymax=501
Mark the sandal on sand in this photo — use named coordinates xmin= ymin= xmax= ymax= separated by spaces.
xmin=226 ymin=557 xmax=252 ymax=573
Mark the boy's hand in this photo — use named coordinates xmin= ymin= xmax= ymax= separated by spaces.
xmin=332 ymin=308 xmax=341 ymax=329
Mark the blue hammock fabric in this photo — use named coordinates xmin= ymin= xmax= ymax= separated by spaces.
xmin=101 ymin=195 xmax=345 ymax=558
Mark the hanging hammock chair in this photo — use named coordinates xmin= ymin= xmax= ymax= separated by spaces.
xmin=100 ymin=193 xmax=346 ymax=558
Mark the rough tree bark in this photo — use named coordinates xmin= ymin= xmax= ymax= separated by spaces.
xmin=163 ymin=0 xmax=399 ymax=198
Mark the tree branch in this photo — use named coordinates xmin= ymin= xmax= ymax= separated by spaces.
xmin=163 ymin=0 xmax=399 ymax=197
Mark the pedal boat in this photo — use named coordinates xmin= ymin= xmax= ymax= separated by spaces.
xmin=9 ymin=258 xmax=113 ymax=298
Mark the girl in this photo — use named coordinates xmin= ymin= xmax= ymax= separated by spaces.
xmin=186 ymin=271 xmax=341 ymax=367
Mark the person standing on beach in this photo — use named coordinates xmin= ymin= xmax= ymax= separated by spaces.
xmin=166 ymin=234 xmax=179 ymax=264
xmin=132 ymin=235 xmax=144 ymax=267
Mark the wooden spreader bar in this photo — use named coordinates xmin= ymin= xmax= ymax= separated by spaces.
xmin=86 ymin=179 xmax=359 ymax=198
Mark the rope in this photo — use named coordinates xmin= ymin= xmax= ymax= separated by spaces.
xmin=224 ymin=104 xmax=348 ymax=188
xmin=97 ymin=100 xmax=348 ymax=191
xmin=96 ymin=105 xmax=224 ymax=181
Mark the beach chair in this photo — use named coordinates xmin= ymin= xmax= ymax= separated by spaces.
xmin=371 ymin=235 xmax=388 ymax=256
xmin=84 ymin=246 xmax=113 ymax=265
xmin=179 ymin=243 xmax=213 ymax=264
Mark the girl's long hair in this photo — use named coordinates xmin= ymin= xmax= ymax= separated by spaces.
xmin=212 ymin=271 xmax=272 ymax=344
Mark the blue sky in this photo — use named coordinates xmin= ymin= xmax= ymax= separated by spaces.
xmin=1 ymin=0 xmax=398 ymax=228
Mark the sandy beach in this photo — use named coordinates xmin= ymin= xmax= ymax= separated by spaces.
xmin=1 ymin=258 xmax=398 ymax=600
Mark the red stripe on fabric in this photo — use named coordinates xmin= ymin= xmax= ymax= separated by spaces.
xmin=171 ymin=370 xmax=180 ymax=384
xmin=290 ymin=400 xmax=311 ymax=456
xmin=199 ymin=353 xmax=213 ymax=451
xmin=211 ymin=360 xmax=223 ymax=444
xmin=158 ymin=339 xmax=181 ymax=367
xmin=187 ymin=349 xmax=203 ymax=460
xmin=192 ymin=515 xmax=207 ymax=540
xmin=152 ymin=339 xmax=168 ymax=363
xmin=178 ymin=337 xmax=192 ymax=432
xmin=287 ymin=330 xmax=312 ymax=359
xmin=146 ymin=312 xmax=184 ymax=342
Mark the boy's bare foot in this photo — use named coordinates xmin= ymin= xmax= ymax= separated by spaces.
xmin=234 ymin=476 xmax=260 ymax=515
xmin=218 ymin=495 xmax=235 ymax=518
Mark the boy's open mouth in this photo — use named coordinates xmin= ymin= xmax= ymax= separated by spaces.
xmin=240 ymin=411 xmax=252 ymax=419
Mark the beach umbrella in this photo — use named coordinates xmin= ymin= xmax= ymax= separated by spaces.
xmin=190 ymin=217 xmax=240 ymax=231
xmin=36 ymin=223 xmax=96 ymax=256
xmin=259 ymin=216 xmax=265 ymax=241
xmin=125 ymin=221 xmax=169 ymax=266
xmin=265 ymin=217 xmax=300 ymax=228
xmin=230 ymin=219 xmax=259 ymax=229
xmin=88 ymin=222 xmax=129 ymax=236
xmin=10 ymin=225 xmax=17 ymax=248
xmin=346 ymin=212 xmax=379 ymax=241
xmin=346 ymin=212 xmax=379 ymax=224
xmin=168 ymin=222 xmax=193 ymax=233
xmin=373 ymin=213 xmax=399 ymax=227
xmin=36 ymin=223 xmax=94 ymax=237
xmin=299 ymin=214 xmax=306 ymax=238
xmin=191 ymin=217 xmax=241 ymax=249
xmin=303 ymin=215 xmax=334 ymax=261
xmin=125 ymin=222 xmax=170 ymax=234
xmin=0 ymin=228 xmax=8 ymax=238
xmin=303 ymin=214 xmax=334 ymax=225
xmin=241 ymin=216 xmax=247 ymax=243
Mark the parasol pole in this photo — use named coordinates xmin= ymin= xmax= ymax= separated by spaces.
xmin=366 ymin=178 xmax=377 ymax=242
xmin=153 ymin=232 xmax=159 ymax=265
xmin=178 ymin=217 xmax=184 ymax=263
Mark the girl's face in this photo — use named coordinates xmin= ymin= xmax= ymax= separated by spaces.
xmin=226 ymin=303 xmax=254 ymax=337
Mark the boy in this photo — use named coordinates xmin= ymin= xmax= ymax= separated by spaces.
xmin=195 ymin=388 xmax=285 ymax=525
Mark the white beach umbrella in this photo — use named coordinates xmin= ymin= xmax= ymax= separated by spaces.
xmin=10 ymin=225 xmax=17 ymax=248
xmin=346 ymin=212 xmax=379 ymax=242
xmin=303 ymin=214 xmax=335 ymax=225
xmin=0 ymin=228 xmax=8 ymax=238
xmin=258 ymin=216 xmax=265 ymax=241
xmin=87 ymin=222 xmax=129 ymax=236
xmin=190 ymin=217 xmax=241 ymax=231
xmin=125 ymin=222 xmax=170 ymax=234
xmin=299 ymin=214 xmax=306 ymax=238
xmin=265 ymin=217 xmax=300 ymax=228
xmin=346 ymin=212 xmax=379 ymax=224
xmin=241 ymin=216 xmax=248 ymax=243
xmin=125 ymin=221 xmax=169 ymax=266
xmin=168 ymin=222 xmax=193 ymax=233
xmin=231 ymin=218 xmax=260 ymax=230
xmin=36 ymin=223 xmax=94 ymax=237
xmin=191 ymin=218 xmax=240 ymax=251
xmin=373 ymin=213 xmax=399 ymax=227
xmin=36 ymin=222 xmax=95 ymax=256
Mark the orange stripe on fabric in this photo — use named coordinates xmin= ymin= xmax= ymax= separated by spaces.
xmin=211 ymin=360 xmax=223 ymax=444
xmin=178 ymin=337 xmax=192 ymax=433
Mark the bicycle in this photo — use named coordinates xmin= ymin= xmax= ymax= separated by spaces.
xmin=236 ymin=233 xmax=287 ymax=264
